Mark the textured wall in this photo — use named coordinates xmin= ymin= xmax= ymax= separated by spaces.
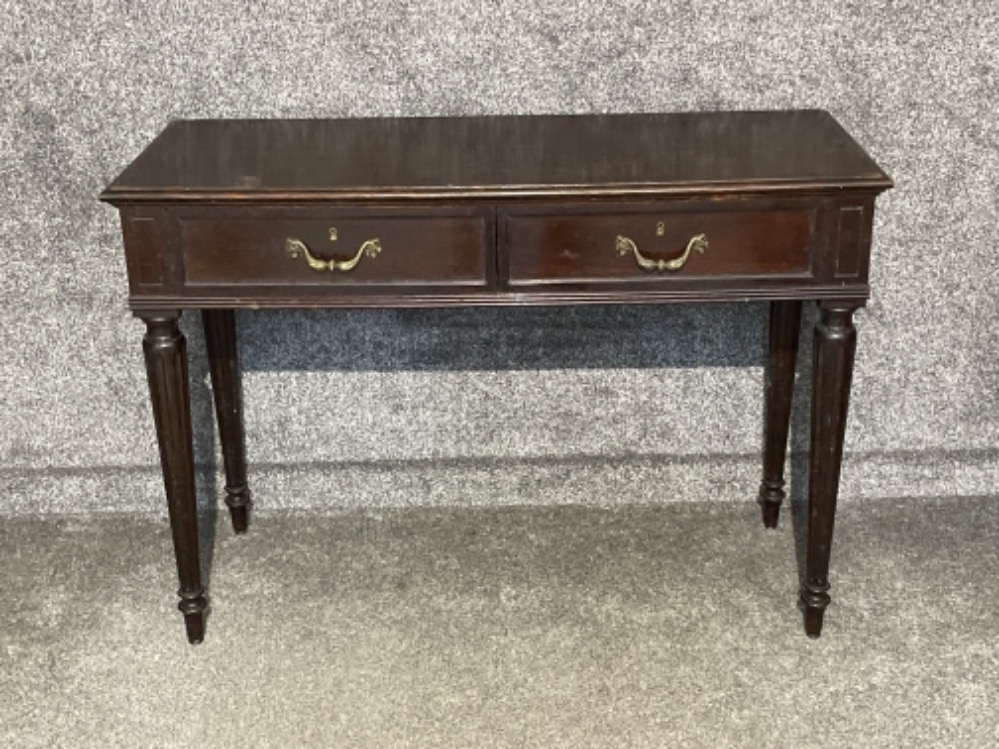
xmin=1 ymin=1 xmax=996 ymax=515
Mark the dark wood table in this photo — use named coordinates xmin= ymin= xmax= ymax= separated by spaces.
xmin=101 ymin=111 xmax=892 ymax=643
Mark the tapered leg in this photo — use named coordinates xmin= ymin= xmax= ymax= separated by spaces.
xmin=141 ymin=313 xmax=208 ymax=644
xmin=758 ymin=300 xmax=802 ymax=528
xmin=203 ymin=309 xmax=251 ymax=534
xmin=800 ymin=301 xmax=860 ymax=638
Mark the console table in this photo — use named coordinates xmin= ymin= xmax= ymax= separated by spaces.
xmin=100 ymin=111 xmax=892 ymax=643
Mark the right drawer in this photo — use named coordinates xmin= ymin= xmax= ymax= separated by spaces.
xmin=502 ymin=203 xmax=816 ymax=286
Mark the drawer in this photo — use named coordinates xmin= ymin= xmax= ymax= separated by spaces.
xmin=178 ymin=209 xmax=491 ymax=287
xmin=503 ymin=204 xmax=815 ymax=285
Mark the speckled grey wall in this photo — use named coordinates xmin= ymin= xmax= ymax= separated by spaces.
xmin=2 ymin=1 xmax=996 ymax=515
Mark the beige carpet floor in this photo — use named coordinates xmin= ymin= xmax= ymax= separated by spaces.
xmin=1 ymin=495 xmax=997 ymax=747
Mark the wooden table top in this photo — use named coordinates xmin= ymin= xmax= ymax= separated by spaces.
xmin=101 ymin=110 xmax=892 ymax=203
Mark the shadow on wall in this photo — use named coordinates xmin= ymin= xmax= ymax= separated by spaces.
xmin=227 ymin=303 xmax=768 ymax=373
xmin=179 ymin=301 xmax=777 ymax=507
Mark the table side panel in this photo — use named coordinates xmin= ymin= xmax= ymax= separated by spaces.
xmin=830 ymin=196 xmax=877 ymax=282
xmin=120 ymin=207 xmax=177 ymax=295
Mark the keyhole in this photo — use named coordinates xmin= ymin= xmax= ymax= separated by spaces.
xmin=329 ymin=227 xmax=338 ymax=242
xmin=656 ymin=221 xmax=665 ymax=236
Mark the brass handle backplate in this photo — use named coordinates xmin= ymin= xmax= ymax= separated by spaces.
xmin=615 ymin=232 xmax=708 ymax=272
xmin=286 ymin=227 xmax=381 ymax=273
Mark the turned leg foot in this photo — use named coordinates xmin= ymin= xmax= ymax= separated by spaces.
xmin=759 ymin=491 xmax=782 ymax=529
xmin=179 ymin=591 xmax=208 ymax=644
xmin=758 ymin=300 xmax=802 ymax=529
xmin=203 ymin=309 xmax=252 ymax=534
xmin=226 ymin=491 xmax=250 ymax=534
xmin=800 ymin=583 xmax=830 ymax=638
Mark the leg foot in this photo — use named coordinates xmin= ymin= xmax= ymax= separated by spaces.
xmin=800 ymin=584 xmax=830 ymax=638
xmin=182 ymin=610 xmax=207 ymax=644
xmin=226 ymin=489 xmax=251 ymax=534
xmin=179 ymin=589 xmax=208 ymax=643
xmin=759 ymin=494 xmax=782 ymax=529
xmin=803 ymin=605 xmax=825 ymax=639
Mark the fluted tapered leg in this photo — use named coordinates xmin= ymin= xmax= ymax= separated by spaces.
xmin=141 ymin=312 xmax=207 ymax=644
xmin=203 ymin=309 xmax=251 ymax=533
xmin=801 ymin=301 xmax=860 ymax=638
xmin=758 ymin=300 xmax=802 ymax=528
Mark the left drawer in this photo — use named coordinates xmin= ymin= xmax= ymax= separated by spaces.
xmin=177 ymin=208 xmax=492 ymax=287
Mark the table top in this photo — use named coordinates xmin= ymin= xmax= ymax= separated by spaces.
xmin=101 ymin=110 xmax=892 ymax=204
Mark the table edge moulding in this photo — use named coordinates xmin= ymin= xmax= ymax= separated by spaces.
xmin=100 ymin=110 xmax=893 ymax=644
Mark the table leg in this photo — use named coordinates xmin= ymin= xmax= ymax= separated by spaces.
xmin=141 ymin=312 xmax=208 ymax=644
xmin=801 ymin=300 xmax=860 ymax=638
xmin=758 ymin=300 xmax=802 ymax=528
xmin=203 ymin=309 xmax=252 ymax=533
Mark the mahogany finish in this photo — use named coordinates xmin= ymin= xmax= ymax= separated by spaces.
xmin=101 ymin=111 xmax=892 ymax=643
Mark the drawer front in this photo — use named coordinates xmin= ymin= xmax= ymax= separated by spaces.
xmin=179 ymin=210 xmax=491 ymax=287
xmin=503 ymin=204 xmax=815 ymax=285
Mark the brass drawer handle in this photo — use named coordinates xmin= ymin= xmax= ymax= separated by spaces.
xmin=286 ymin=227 xmax=381 ymax=272
xmin=615 ymin=232 xmax=708 ymax=272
